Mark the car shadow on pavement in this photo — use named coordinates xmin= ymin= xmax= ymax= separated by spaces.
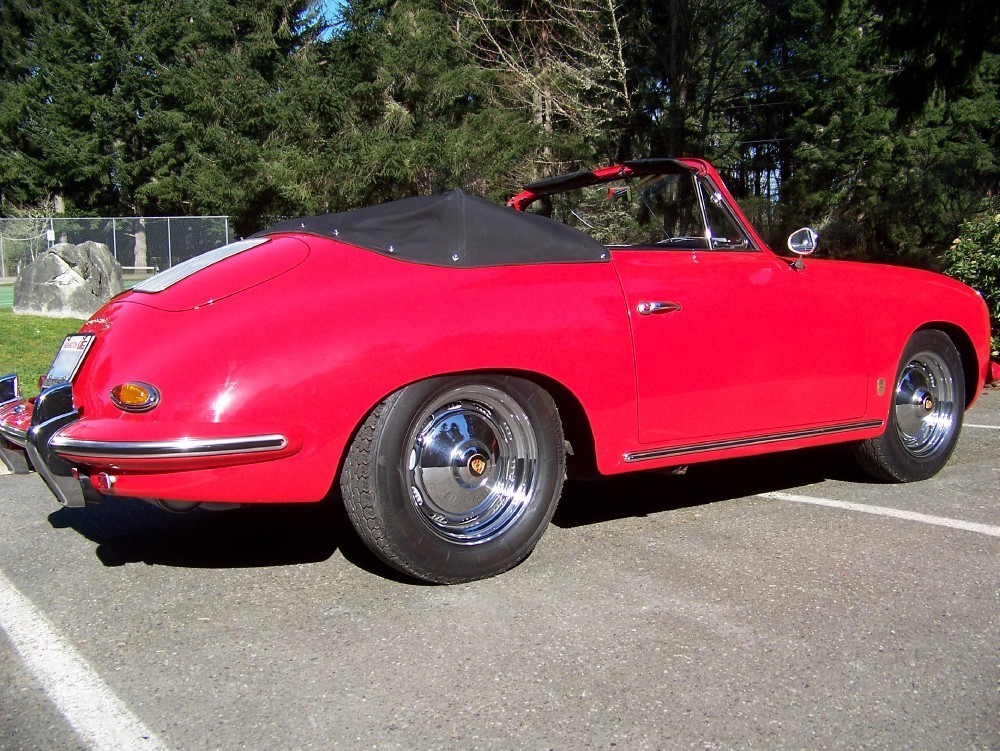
xmin=44 ymin=444 xmax=867 ymax=577
xmin=46 ymin=494 xmax=406 ymax=579
xmin=554 ymin=445 xmax=869 ymax=528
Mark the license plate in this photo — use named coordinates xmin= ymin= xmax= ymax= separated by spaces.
xmin=42 ymin=334 xmax=95 ymax=389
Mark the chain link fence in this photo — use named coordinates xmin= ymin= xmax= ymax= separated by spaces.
xmin=0 ymin=216 xmax=231 ymax=279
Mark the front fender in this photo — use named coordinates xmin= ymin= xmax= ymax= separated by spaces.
xmin=830 ymin=260 xmax=992 ymax=408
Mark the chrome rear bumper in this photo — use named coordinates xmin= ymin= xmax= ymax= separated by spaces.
xmin=0 ymin=376 xmax=90 ymax=506
xmin=2 ymin=372 xmax=292 ymax=508
xmin=0 ymin=425 xmax=31 ymax=474
xmin=0 ymin=373 xmax=32 ymax=474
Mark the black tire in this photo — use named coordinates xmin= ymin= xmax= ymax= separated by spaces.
xmin=340 ymin=375 xmax=565 ymax=583
xmin=854 ymin=330 xmax=965 ymax=482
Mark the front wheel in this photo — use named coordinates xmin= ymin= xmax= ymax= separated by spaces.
xmin=340 ymin=375 xmax=565 ymax=583
xmin=854 ymin=330 xmax=965 ymax=482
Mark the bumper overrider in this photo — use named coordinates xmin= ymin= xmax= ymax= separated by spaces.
xmin=31 ymin=384 xmax=92 ymax=506
xmin=1 ymin=374 xmax=292 ymax=508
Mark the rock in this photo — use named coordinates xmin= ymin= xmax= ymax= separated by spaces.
xmin=12 ymin=241 xmax=124 ymax=319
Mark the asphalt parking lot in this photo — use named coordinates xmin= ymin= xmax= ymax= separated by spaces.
xmin=1 ymin=390 xmax=997 ymax=751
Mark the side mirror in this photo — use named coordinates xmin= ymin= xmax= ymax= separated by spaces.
xmin=787 ymin=227 xmax=819 ymax=256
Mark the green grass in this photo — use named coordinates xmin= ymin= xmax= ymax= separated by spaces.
xmin=0 ymin=309 xmax=86 ymax=398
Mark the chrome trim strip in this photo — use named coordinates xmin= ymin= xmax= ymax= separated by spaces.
xmin=49 ymin=433 xmax=288 ymax=460
xmin=624 ymin=420 xmax=884 ymax=463
xmin=132 ymin=238 xmax=270 ymax=293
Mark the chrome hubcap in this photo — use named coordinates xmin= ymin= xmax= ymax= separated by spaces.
xmin=894 ymin=350 xmax=957 ymax=458
xmin=406 ymin=386 xmax=538 ymax=544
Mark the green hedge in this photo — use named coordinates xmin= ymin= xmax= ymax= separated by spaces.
xmin=944 ymin=203 xmax=1000 ymax=357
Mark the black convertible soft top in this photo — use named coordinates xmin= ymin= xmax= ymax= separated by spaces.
xmin=258 ymin=189 xmax=608 ymax=268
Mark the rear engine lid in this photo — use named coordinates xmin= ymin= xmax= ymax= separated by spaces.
xmin=126 ymin=236 xmax=309 ymax=311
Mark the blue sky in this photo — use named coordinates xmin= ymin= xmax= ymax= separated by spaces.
xmin=315 ymin=0 xmax=344 ymax=24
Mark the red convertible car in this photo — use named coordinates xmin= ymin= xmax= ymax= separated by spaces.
xmin=0 ymin=158 xmax=993 ymax=583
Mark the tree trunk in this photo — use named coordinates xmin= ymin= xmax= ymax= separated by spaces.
xmin=134 ymin=217 xmax=148 ymax=271
xmin=53 ymin=192 xmax=69 ymax=243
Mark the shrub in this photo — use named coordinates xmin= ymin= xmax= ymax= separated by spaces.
xmin=944 ymin=202 xmax=1000 ymax=356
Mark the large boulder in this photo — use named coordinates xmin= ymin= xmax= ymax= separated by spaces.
xmin=13 ymin=241 xmax=124 ymax=319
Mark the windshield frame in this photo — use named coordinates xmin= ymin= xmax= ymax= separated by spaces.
xmin=508 ymin=158 xmax=769 ymax=254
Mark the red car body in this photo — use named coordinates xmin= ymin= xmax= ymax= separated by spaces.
xmin=1 ymin=158 xmax=993 ymax=582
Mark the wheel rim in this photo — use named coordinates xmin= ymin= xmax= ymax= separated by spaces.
xmin=405 ymin=385 xmax=539 ymax=545
xmin=893 ymin=349 xmax=958 ymax=458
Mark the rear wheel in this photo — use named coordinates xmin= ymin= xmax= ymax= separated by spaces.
xmin=854 ymin=330 xmax=965 ymax=482
xmin=341 ymin=375 xmax=565 ymax=583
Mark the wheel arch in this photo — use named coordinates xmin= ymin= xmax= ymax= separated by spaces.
xmin=331 ymin=367 xmax=600 ymax=493
xmin=918 ymin=322 xmax=981 ymax=409
xmin=511 ymin=370 xmax=599 ymax=481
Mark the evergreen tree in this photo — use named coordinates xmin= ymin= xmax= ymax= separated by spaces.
xmin=1 ymin=0 xmax=997 ymax=264
xmin=0 ymin=0 xmax=332 ymax=232
xmin=0 ymin=0 xmax=113 ymax=212
xmin=325 ymin=0 xmax=541 ymax=204
xmin=738 ymin=0 xmax=999 ymax=261
xmin=826 ymin=0 xmax=1000 ymax=120
xmin=140 ymin=0 xmax=332 ymax=231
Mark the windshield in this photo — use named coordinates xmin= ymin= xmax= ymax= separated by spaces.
xmin=524 ymin=172 xmax=753 ymax=251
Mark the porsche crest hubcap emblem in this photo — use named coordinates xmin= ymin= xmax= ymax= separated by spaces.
xmin=468 ymin=454 xmax=488 ymax=478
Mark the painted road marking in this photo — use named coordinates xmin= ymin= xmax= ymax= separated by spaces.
xmin=0 ymin=572 xmax=169 ymax=751
xmin=965 ymin=423 xmax=1000 ymax=430
xmin=760 ymin=491 xmax=1000 ymax=538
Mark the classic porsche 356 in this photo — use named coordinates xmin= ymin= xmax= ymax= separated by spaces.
xmin=1 ymin=158 xmax=993 ymax=582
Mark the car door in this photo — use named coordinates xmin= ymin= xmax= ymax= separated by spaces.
xmin=612 ymin=249 xmax=867 ymax=444
xmin=611 ymin=176 xmax=869 ymax=447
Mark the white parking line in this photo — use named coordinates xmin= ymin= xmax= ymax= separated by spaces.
xmin=759 ymin=491 xmax=1000 ymax=538
xmin=0 ymin=572 xmax=169 ymax=751
xmin=965 ymin=423 xmax=1000 ymax=429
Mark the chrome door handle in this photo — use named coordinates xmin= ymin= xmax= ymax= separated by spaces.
xmin=636 ymin=301 xmax=682 ymax=315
